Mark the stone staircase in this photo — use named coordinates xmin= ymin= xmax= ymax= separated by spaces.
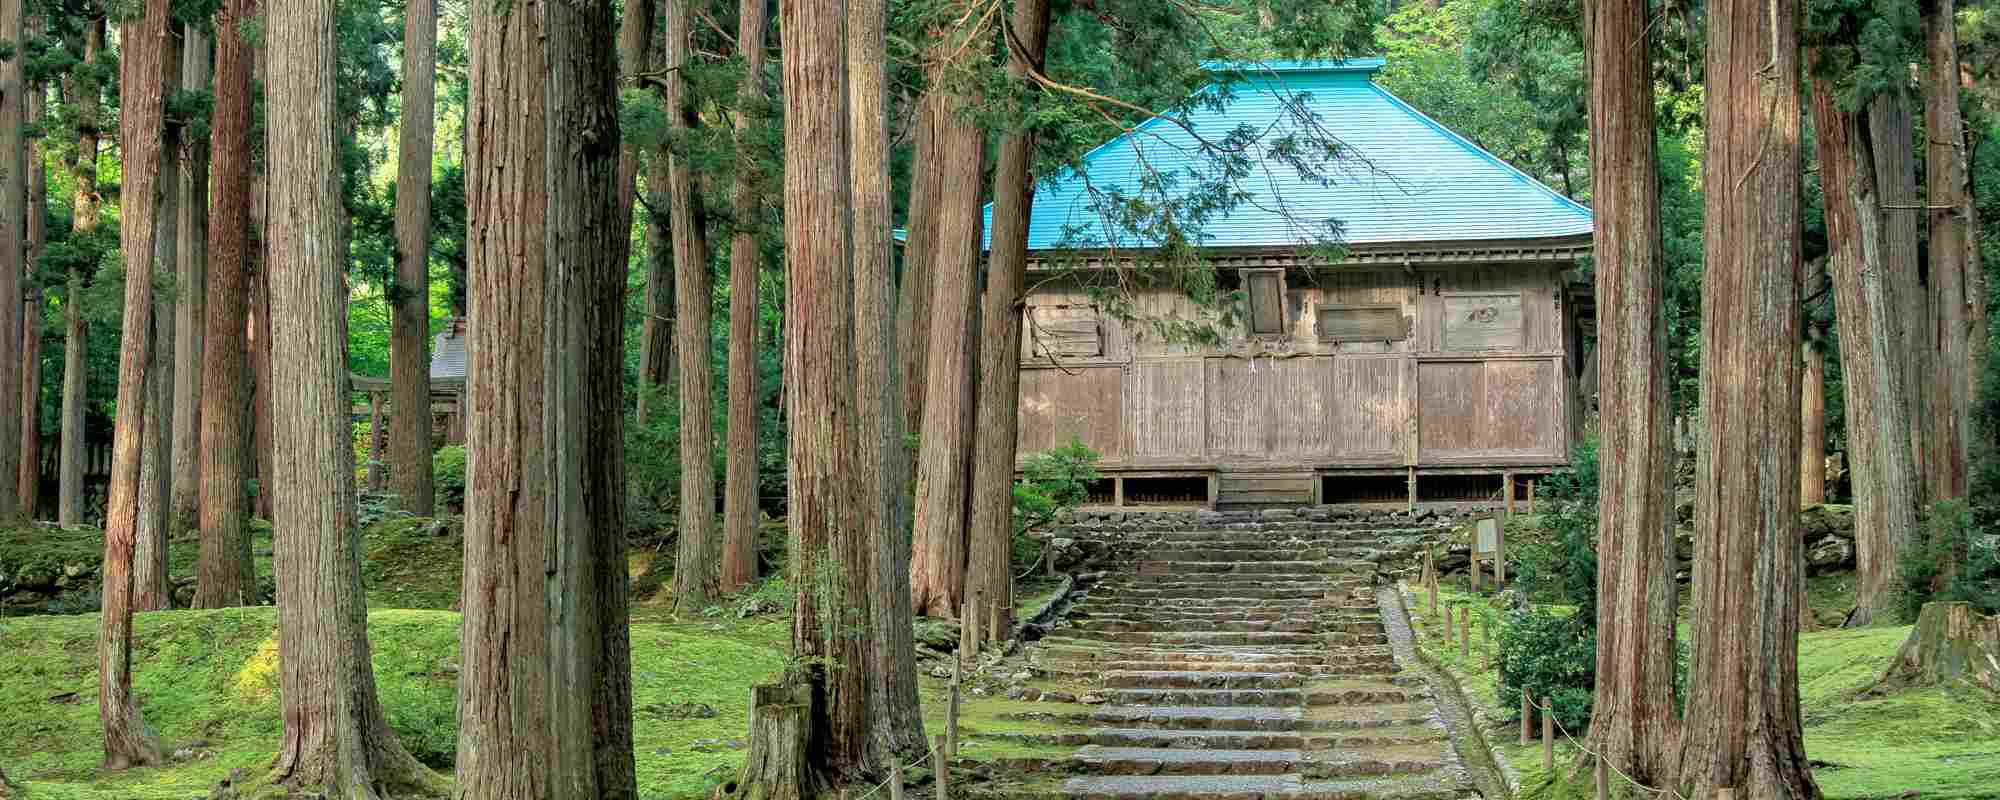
xmin=976 ymin=511 xmax=1480 ymax=799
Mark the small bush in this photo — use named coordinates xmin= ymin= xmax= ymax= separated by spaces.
xmin=1494 ymin=608 xmax=1596 ymax=731
xmin=1903 ymin=500 xmax=2000 ymax=619
xmin=1509 ymin=438 xmax=1600 ymax=612
xmin=379 ymin=675 xmax=457 ymax=769
xmin=433 ymin=445 xmax=468 ymax=513
xmin=1013 ymin=439 xmax=1101 ymax=571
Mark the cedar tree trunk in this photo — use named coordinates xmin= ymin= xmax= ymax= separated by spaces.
xmin=968 ymin=0 xmax=1053 ymax=640
xmin=1675 ymin=5 xmax=1819 ymax=798
xmin=456 ymin=0 xmax=637 ymax=794
xmin=195 ymin=0 xmax=260 ymax=609
xmin=665 ymin=0 xmax=719 ymax=612
xmin=1584 ymin=0 xmax=1679 ymax=785
xmin=0 ymin=0 xmax=23 ymax=522
xmin=1867 ymin=88 xmax=1929 ymax=503
xmin=390 ymin=0 xmax=438 ymax=515
xmin=135 ymin=21 xmax=183 ymax=611
xmin=896 ymin=89 xmax=942 ymax=448
xmin=1802 ymin=336 xmax=1827 ymax=507
xmin=638 ymin=145 xmax=675 ymax=424
xmin=1878 ymin=601 xmax=2000 ymax=692
xmin=1924 ymin=0 xmax=1976 ymax=503
xmin=908 ymin=75 xmax=986 ymax=620
xmin=253 ymin=263 xmax=274 ymax=521
xmin=99 ymin=0 xmax=172 ymax=769
xmin=171 ymin=29 xmax=211 ymax=537
xmin=1812 ymin=70 xmax=1919 ymax=629
xmin=263 ymin=0 xmax=443 ymax=791
xmin=20 ymin=60 xmax=45 ymax=520
xmin=849 ymin=0 xmax=925 ymax=764
xmin=58 ymin=16 xmax=105 ymax=529
xmin=718 ymin=0 xmax=768 ymax=594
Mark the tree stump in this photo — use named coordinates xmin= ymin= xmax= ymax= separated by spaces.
xmin=724 ymin=682 xmax=823 ymax=800
xmin=1879 ymin=601 xmax=2000 ymax=693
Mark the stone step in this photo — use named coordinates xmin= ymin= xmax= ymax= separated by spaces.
xmin=1102 ymin=670 xmax=1306 ymax=690
xmin=1056 ymin=630 xmax=1333 ymax=648
xmin=1035 ymin=639 xmax=1383 ymax=663
xmin=1002 ymin=703 xmax=1440 ymax=732
xmin=1122 ymin=544 xmax=1378 ymax=559
xmin=1059 ymin=725 xmax=1459 ymax=752
xmin=1076 ymin=597 xmax=1372 ymax=611
xmin=1069 ymin=619 xmax=1320 ymax=636
xmin=1092 ymin=586 xmax=1340 ymax=602
xmin=1101 ymin=688 xmax=1305 ymax=707
xmin=1070 ymin=746 xmax=1305 ymax=776
xmin=1129 ymin=560 xmax=1368 ymax=576
xmin=1069 ymin=609 xmax=1381 ymax=625
xmin=986 ymin=774 xmax=1471 ymax=800
xmin=1038 ymin=660 xmax=1389 ymax=678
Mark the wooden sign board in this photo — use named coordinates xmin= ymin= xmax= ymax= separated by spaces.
xmin=1472 ymin=513 xmax=1506 ymax=586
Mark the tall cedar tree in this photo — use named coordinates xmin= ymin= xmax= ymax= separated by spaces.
xmin=253 ymin=262 xmax=275 ymax=521
xmin=99 ymin=0 xmax=172 ymax=769
xmin=171 ymin=28 xmax=212 ymax=537
xmin=895 ymin=89 xmax=941 ymax=458
xmin=265 ymin=0 xmax=441 ymax=791
xmin=456 ymin=0 xmax=636 ymax=794
xmin=636 ymin=31 xmax=674 ymax=428
xmin=135 ymin=17 xmax=184 ymax=611
xmin=763 ymin=0 xmax=873 ymax=784
xmin=1925 ymin=0 xmax=1980 ymax=503
xmin=719 ymin=0 xmax=769 ymax=593
xmin=967 ymin=0 xmax=1054 ymax=638
xmin=613 ymin=0 xmax=651 ymax=246
xmin=196 ymin=0 xmax=260 ymax=609
xmin=849 ymin=0 xmax=925 ymax=763
xmin=20 ymin=58 xmax=45 ymax=520
xmin=1675 ymin=1 xmax=1819 ymax=796
xmin=0 ymin=0 xmax=24 ymax=522
xmin=909 ymin=24 xmax=986 ymax=619
xmin=59 ymin=15 xmax=105 ymax=529
xmin=666 ymin=0 xmax=720 ymax=612
xmin=1802 ymin=336 xmax=1827 ymax=505
xmin=1585 ymin=0 xmax=1679 ymax=785
xmin=390 ymin=0 xmax=437 ymax=515
xmin=1810 ymin=50 xmax=1919 ymax=629
xmin=1868 ymin=88 xmax=1930 ymax=507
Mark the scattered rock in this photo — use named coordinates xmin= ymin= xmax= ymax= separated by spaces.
xmin=1808 ymin=536 xmax=1855 ymax=574
xmin=644 ymin=702 xmax=718 ymax=720
xmin=1042 ymin=690 xmax=1076 ymax=703
xmin=1010 ymin=670 xmax=1033 ymax=681
xmin=1077 ymin=692 xmax=1108 ymax=705
xmin=736 ymin=598 xmax=780 ymax=618
xmin=969 ymin=687 xmax=989 ymax=697
xmin=928 ymin=664 xmax=952 ymax=679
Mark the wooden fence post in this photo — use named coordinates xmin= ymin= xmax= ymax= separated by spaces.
xmin=1594 ymin=755 xmax=1608 ymax=800
xmin=1504 ymin=472 xmax=1515 ymax=517
xmin=1520 ymin=694 xmax=1531 ymax=746
xmin=989 ymin=599 xmax=1003 ymax=646
xmin=1542 ymin=697 xmax=1554 ymax=771
xmin=1458 ymin=606 xmax=1469 ymax=660
xmin=947 ymin=659 xmax=961 ymax=759
xmin=1471 ymin=556 xmax=1481 ymax=594
xmin=890 ymin=758 xmax=905 ymax=800
xmin=1443 ymin=601 xmax=1455 ymax=641
xmin=934 ymin=734 xmax=950 ymax=800
xmin=1481 ymin=609 xmax=1490 ymax=670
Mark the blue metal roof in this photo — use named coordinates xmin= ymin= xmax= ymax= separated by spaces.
xmin=986 ymin=58 xmax=1592 ymax=252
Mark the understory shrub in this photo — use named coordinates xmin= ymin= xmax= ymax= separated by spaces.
xmin=1510 ymin=437 xmax=1600 ymax=610
xmin=1494 ymin=607 xmax=1595 ymax=731
xmin=1012 ymin=439 xmax=1102 ymax=572
xmin=433 ymin=444 xmax=467 ymax=513
xmin=1903 ymin=500 xmax=2000 ymax=619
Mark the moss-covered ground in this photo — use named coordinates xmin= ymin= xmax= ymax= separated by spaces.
xmin=1409 ymin=581 xmax=2000 ymax=799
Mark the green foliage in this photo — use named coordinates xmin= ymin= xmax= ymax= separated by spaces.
xmin=432 ymin=444 xmax=466 ymax=512
xmin=1012 ymin=439 xmax=1103 ymax=570
xmin=1493 ymin=607 xmax=1595 ymax=731
xmin=1903 ymin=501 xmax=2000 ymax=620
xmin=1509 ymin=438 xmax=1600 ymax=614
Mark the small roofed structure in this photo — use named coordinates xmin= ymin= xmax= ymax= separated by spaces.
xmin=350 ymin=317 xmax=471 ymax=490
xmin=1000 ymin=58 xmax=1594 ymax=510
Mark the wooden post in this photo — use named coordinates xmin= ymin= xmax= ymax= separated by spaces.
xmin=1527 ymin=478 xmax=1537 ymax=514
xmin=1407 ymin=466 xmax=1417 ymax=511
xmin=1428 ymin=570 xmax=1439 ymax=617
xmin=1113 ymin=476 xmax=1124 ymax=507
xmin=934 ymin=734 xmax=950 ymax=800
xmin=1481 ymin=608 xmax=1490 ymax=670
xmin=366 ymin=391 xmax=386 ymax=491
xmin=1520 ymin=694 xmax=1531 ymax=746
xmin=1542 ymin=696 xmax=1554 ymax=770
xmin=959 ymin=601 xmax=975 ymax=659
xmin=1594 ymin=755 xmax=1608 ymax=800
xmin=947 ymin=659 xmax=961 ymax=758
xmin=890 ymin=758 xmax=905 ymax=800
xmin=1443 ymin=601 xmax=1455 ymax=641
xmin=1458 ymin=606 xmax=1469 ymax=659
xmin=1471 ymin=556 xmax=1481 ymax=594
xmin=1044 ymin=544 xmax=1057 ymax=579
xmin=988 ymin=599 xmax=1003 ymax=646
xmin=1504 ymin=472 xmax=1515 ymax=517
xmin=1422 ymin=546 xmax=1434 ymax=587
xmin=1495 ymin=517 xmax=1507 ymax=587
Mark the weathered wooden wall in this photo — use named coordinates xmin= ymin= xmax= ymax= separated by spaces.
xmin=1017 ymin=262 xmax=1574 ymax=470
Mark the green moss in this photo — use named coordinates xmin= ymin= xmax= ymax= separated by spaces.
xmin=358 ymin=517 xmax=464 ymax=610
xmin=0 ymin=525 xmax=107 ymax=590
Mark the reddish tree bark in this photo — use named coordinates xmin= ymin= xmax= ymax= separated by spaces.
xmin=967 ymin=0 xmax=1054 ymax=641
xmin=171 ymin=29 xmax=212 ymax=537
xmin=263 ymin=0 xmax=443 ymax=791
xmin=253 ymin=263 xmax=274 ymax=522
xmin=1924 ymin=0 xmax=1977 ymax=504
xmin=58 ymin=15 xmax=105 ymax=529
xmin=134 ymin=18 xmax=184 ymax=612
xmin=1812 ymin=65 xmax=1920 ymax=629
xmin=389 ymin=0 xmax=438 ymax=515
xmin=17 ymin=31 xmax=45 ymax=521
xmin=1584 ymin=0 xmax=1679 ymax=786
xmin=99 ymin=0 xmax=172 ymax=769
xmin=456 ymin=0 xmax=636 ymax=793
xmin=0 ymin=0 xmax=24 ymax=521
xmin=1675 ymin=4 xmax=1819 ymax=797
xmin=849 ymin=0 xmax=926 ymax=765
xmin=1867 ymin=89 xmax=1930 ymax=505
xmin=1802 ymin=336 xmax=1827 ymax=507
xmin=718 ymin=0 xmax=768 ymax=594
xmin=896 ymin=90 xmax=942 ymax=448
xmin=664 ymin=0 xmax=720 ymax=612
xmin=908 ymin=66 xmax=986 ymax=619
xmin=195 ymin=0 xmax=260 ymax=609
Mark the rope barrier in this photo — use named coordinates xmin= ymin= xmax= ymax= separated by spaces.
xmin=848 ymin=748 xmax=935 ymax=800
xmin=1536 ymin=696 xmax=1690 ymax=800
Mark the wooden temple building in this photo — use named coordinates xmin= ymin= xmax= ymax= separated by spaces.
xmin=999 ymin=59 xmax=1595 ymax=509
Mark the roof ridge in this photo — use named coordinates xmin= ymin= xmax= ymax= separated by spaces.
xmin=1363 ymin=83 xmax=1592 ymax=219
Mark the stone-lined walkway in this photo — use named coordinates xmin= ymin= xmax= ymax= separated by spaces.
xmin=976 ymin=510 xmax=1481 ymax=799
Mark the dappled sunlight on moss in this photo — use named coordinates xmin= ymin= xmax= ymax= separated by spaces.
xmin=230 ymin=635 xmax=282 ymax=703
